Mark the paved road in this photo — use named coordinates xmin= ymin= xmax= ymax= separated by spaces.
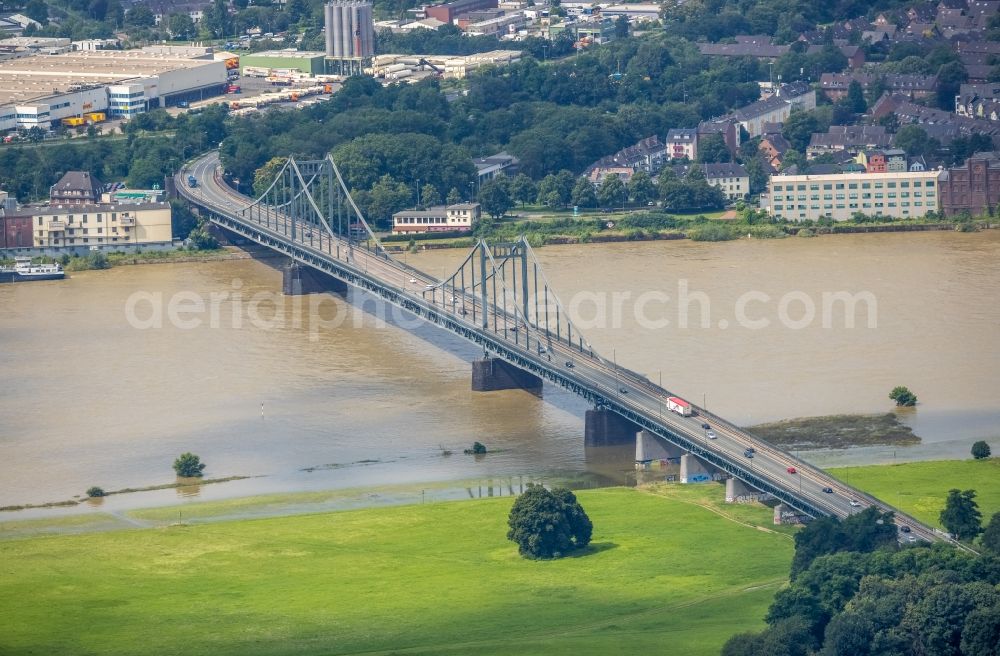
xmin=179 ymin=152 xmax=970 ymax=552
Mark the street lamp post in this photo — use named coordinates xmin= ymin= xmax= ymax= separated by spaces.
xmin=613 ymin=348 xmax=619 ymax=396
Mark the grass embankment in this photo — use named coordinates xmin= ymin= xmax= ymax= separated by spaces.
xmin=0 ymin=486 xmax=792 ymax=656
xmin=831 ymin=458 xmax=1000 ymax=528
xmin=749 ymin=413 xmax=920 ymax=450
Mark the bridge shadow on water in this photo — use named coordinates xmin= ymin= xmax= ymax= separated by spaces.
xmin=238 ymin=246 xmax=597 ymax=421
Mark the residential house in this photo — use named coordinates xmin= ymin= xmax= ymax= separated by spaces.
xmin=938 ymin=151 xmax=1000 ymax=216
xmin=861 ymin=24 xmax=897 ymax=44
xmin=955 ymin=83 xmax=1000 ymax=121
xmin=818 ymin=73 xmax=938 ymax=101
xmin=703 ymin=163 xmax=750 ymax=201
xmin=583 ymin=136 xmax=668 ymax=184
xmin=585 ymin=158 xmax=634 ymax=184
xmin=805 ymin=43 xmax=865 ymax=69
xmin=857 ymin=149 xmax=908 ymax=173
xmin=49 ymin=171 xmax=103 ymax=205
xmin=666 ymin=128 xmax=698 ymax=160
xmin=858 ymin=150 xmax=888 ymax=173
xmin=391 ymin=203 xmax=482 ymax=234
xmin=615 ymin=136 xmax=668 ymax=173
xmin=727 ymin=82 xmax=816 ymax=138
xmin=698 ymin=120 xmax=740 ymax=155
xmin=807 ymin=125 xmax=893 ymax=159
xmin=871 ymin=93 xmax=1000 ymax=147
xmin=697 ymin=35 xmax=790 ymax=59
xmin=28 ymin=201 xmax=172 ymax=250
xmin=759 ymin=130 xmax=792 ymax=170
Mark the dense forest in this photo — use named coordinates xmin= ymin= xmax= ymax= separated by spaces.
xmin=722 ymin=507 xmax=1000 ymax=656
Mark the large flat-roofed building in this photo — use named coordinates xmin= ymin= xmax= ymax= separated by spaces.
xmin=240 ymin=50 xmax=327 ymax=76
xmin=424 ymin=0 xmax=498 ymax=24
xmin=0 ymin=47 xmax=226 ymax=131
xmin=392 ymin=203 xmax=481 ymax=234
xmin=28 ymin=201 xmax=172 ymax=249
xmin=764 ymin=170 xmax=942 ymax=221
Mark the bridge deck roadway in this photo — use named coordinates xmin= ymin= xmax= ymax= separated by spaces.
xmin=178 ymin=152 xmax=968 ymax=552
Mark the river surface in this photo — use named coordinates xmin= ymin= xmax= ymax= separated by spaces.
xmin=2 ymin=231 xmax=998 ymax=515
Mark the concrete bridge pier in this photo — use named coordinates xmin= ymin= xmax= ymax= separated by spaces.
xmin=635 ymin=430 xmax=685 ymax=462
xmin=282 ymin=262 xmax=348 ymax=296
xmin=471 ymin=358 xmax=543 ymax=393
xmin=680 ymin=452 xmax=719 ymax=483
xmin=585 ymin=409 xmax=640 ymax=447
xmin=725 ymin=477 xmax=756 ymax=502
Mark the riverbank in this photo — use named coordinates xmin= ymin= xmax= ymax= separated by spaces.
xmin=749 ymin=413 xmax=920 ymax=450
xmin=382 ymin=214 xmax=995 ymax=252
xmin=0 ymin=486 xmax=792 ymax=656
xmin=0 ymin=246 xmax=284 ymax=273
xmin=0 ymin=476 xmax=251 ymax=512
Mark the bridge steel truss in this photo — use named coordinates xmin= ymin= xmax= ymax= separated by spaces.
xmin=186 ymin=153 xmax=939 ymax=527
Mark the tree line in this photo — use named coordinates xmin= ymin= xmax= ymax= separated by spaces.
xmin=723 ymin=502 xmax=1000 ymax=656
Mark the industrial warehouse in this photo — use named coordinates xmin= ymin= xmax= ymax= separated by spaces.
xmin=0 ymin=46 xmax=227 ymax=133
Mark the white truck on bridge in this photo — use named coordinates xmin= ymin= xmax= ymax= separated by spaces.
xmin=666 ymin=396 xmax=693 ymax=416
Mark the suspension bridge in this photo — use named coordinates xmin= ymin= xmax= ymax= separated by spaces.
xmin=177 ymin=151 xmax=958 ymax=549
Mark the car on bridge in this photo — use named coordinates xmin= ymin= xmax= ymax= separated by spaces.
xmin=706 ymin=430 xmax=717 ymax=439
xmin=849 ymin=499 xmax=861 ymax=507
xmin=787 ymin=466 xmax=797 ymax=474
xmin=565 ymin=361 xmax=574 ymax=368
xmin=822 ymin=487 xmax=833 ymax=493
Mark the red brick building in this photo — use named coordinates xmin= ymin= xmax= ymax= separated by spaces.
xmin=1 ymin=213 xmax=33 ymax=249
xmin=939 ymin=153 xmax=1000 ymax=217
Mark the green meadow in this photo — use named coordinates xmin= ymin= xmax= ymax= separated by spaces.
xmin=830 ymin=457 xmax=1000 ymax=528
xmin=0 ymin=486 xmax=790 ymax=656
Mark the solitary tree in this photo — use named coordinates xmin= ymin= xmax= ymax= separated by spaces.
xmin=889 ymin=386 xmax=917 ymax=407
xmin=173 ymin=452 xmax=206 ymax=478
xmin=507 ymin=484 xmax=592 ymax=559
xmin=940 ymin=489 xmax=982 ymax=541
xmin=971 ymin=441 xmax=991 ymax=460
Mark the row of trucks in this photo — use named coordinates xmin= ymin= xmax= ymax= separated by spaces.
xmin=228 ymin=85 xmax=332 ymax=111
xmin=60 ymin=112 xmax=106 ymax=128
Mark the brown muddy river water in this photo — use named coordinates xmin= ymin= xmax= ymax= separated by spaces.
xmin=2 ymin=231 xmax=998 ymax=515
